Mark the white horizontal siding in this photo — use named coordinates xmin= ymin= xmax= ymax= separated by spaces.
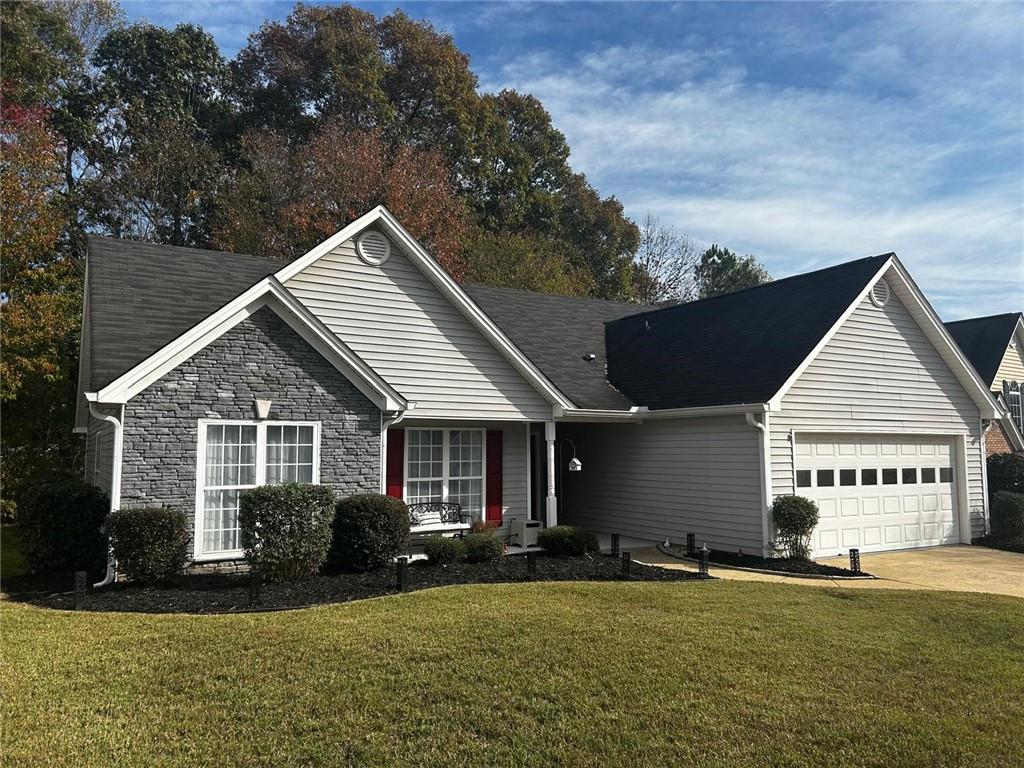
xmin=285 ymin=234 xmax=552 ymax=420
xmin=560 ymin=417 xmax=764 ymax=552
xmin=771 ymin=291 xmax=987 ymax=537
xmin=995 ymin=336 xmax=1024 ymax=386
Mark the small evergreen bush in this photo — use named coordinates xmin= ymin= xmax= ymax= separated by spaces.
xmin=109 ymin=507 xmax=189 ymax=584
xmin=331 ymin=494 xmax=410 ymax=571
xmin=990 ymin=491 xmax=1024 ymax=543
xmin=239 ymin=484 xmax=336 ymax=581
xmin=18 ymin=479 xmax=108 ymax=574
xmin=463 ymin=531 xmax=503 ymax=563
xmin=424 ymin=535 xmax=467 ymax=565
xmin=537 ymin=525 xmax=599 ymax=557
xmin=771 ymin=495 xmax=819 ymax=560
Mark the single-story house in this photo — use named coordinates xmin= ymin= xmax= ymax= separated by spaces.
xmin=77 ymin=206 xmax=1003 ymax=572
xmin=944 ymin=312 xmax=1024 ymax=456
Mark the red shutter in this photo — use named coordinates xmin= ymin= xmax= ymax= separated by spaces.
xmin=486 ymin=430 xmax=503 ymax=525
xmin=386 ymin=429 xmax=404 ymax=499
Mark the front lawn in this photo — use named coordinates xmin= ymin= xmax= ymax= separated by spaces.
xmin=2 ymin=582 xmax=1022 ymax=767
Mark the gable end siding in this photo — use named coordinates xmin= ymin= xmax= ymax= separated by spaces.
xmin=770 ymin=292 xmax=986 ymax=536
xmin=284 ymin=235 xmax=552 ymax=420
xmin=994 ymin=337 xmax=1024 ymax=387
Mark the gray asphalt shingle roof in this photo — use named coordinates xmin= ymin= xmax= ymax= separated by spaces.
xmin=85 ymin=236 xmax=284 ymax=390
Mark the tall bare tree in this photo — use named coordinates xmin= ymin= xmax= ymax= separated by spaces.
xmin=632 ymin=212 xmax=700 ymax=305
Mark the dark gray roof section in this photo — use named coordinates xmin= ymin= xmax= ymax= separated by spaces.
xmin=463 ymin=284 xmax=652 ymax=410
xmin=944 ymin=312 xmax=1021 ymax=388
xmin=604 ymin=254 xmax=894 ymax=410
xmin=85 ymin=236 xmax=284 ymax=390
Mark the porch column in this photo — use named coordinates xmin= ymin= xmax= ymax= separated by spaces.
xmin=545 ymin=420 xmax=557 ymax=527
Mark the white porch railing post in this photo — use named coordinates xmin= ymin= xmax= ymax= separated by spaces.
xmin=545 ymin=420 xmax=557 ymax=527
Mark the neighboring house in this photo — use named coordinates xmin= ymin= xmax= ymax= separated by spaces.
xmin=77 ymin=207 xmax=1001 ymax=569
xmin=944 ymin=312 xmax=1024 ymax=457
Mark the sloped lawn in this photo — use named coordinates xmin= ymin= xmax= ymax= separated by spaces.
xmin=2 ymin=582 xmax=1022 ymax=768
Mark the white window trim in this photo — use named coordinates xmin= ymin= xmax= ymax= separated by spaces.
xmin=194 ymin=419 xmax=322 ymax=561
xmin=403 ymin=428 xmax=487 ymax=520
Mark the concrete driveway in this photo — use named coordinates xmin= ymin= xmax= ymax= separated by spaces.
xmin=633 ymin=545 xmax=1024 ymax=597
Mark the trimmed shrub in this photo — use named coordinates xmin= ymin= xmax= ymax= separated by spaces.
xmin=331 ymin=494 xmax=410 ymax=571
xmin=424 ymin=535 xmax=467 ymax=565
xmin=239 ymin=484 xmax=336 ymax=581
xmin=463 ymin=531 xmax=503 ymax=563
xmin=987 ymin=453 xmax=1024 ymax=503
xmin=18 ymin=479 xmax=108 ymax=574
xmin=990 ymin=491 xmax=1024 ymax=542
xmin=109 ymin=507 xmax=189 ymax=584
xmin=537 ymin=525 xmax=599 ymax=557
xmin=771 ymin=495 xmax=820 ymax=560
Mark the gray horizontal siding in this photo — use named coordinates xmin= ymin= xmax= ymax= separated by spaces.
xmin=560 ymin=416 xmax=763 ymax=552
xmin=285 ymin=234 xmax=552 ymax=420
xmin=770 ymin=291 xmax=987 ymax=537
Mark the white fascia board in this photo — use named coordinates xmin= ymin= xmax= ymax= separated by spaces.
xmin=885 ymin=259 xmax=1000 ymax=419
xmin=554 ymin=403 xmax=765 ymax=422
xmin=273 ymin=205 xmax=576 ymax=411
xmin=91 ymin=278 xmax=406 ymax=412
xmin=767 ymin=257 xmax=893 ymax=412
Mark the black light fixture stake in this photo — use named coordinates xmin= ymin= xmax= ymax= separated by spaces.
xmin=526 ymin=551 xmax=537 ymax=580
xmin=610 ymin=533 xmax=620 ymax=558
xmin=699 ymin=549 xmax=709 ymax=577
xmin=686 ymin=533 xmax=696 ymax=556
xmin=621 ymin=551 xmax=632 ymax=580
xmin=249 ymin=570 xmax=262 ymax=605
xmin=74 ymin=571 xmax=87 ymax=610
xmin=396 ymin=556 xmax=409 ymax=592
xmin=849 ymin=548 xmax=861 ymax=574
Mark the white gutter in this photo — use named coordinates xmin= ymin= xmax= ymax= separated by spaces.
xmin=87 ymin=398 xmax=123 ymax=588
xmin=745 ymin=412 xmax=774 ymax=557
xmin=554 ymin=402 xmax=768 ymax=422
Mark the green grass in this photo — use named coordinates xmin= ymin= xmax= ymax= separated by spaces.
xmin=0 ymin=525 xmax=27 ymax=580
xmin=2 ymin=582 xmax=1023 ymax=767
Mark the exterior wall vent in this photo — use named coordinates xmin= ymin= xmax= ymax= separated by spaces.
xmin=869 ymin=278 xmax=891 ymax=308
xmin=356 ymin=230 xmax=392 ymax=266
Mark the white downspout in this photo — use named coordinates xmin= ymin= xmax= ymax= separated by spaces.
xmin=746 ymin=411 xmax=773 ymax=556
xmin=88 ymin=401 xmax=123 ymax=587
xmin=380 ymin=409 xmax=408 ymax=493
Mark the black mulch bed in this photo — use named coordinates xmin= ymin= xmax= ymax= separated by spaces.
xmin=972 ymin=535 xmax=1024 ymax=554
xmin=2 ymin=554 xmax=708 ymax=614
xmin=663 ymin=545 xmax=868 ymax=577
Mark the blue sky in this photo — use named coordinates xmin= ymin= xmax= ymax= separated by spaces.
xmin=122 ymin=1 xmax=1024 ymax=318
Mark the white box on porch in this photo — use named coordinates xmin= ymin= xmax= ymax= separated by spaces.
xmin=506 ymin=514 xmax=542 ymax=549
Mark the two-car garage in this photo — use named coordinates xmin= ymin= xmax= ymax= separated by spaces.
xmin=795 ymin=434 xmax=961 ymax=556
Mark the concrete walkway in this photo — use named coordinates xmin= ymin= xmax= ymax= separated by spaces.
xmin=632 ymin=545 xmax=1024 ymax=598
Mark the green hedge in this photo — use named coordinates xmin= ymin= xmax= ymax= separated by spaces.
xmin=424 ymin=535 xmax=467 ymax=565
xmin=239 ymin=484 xmax=336 ymax=581
xmin=330 ymin=494 xmax=410 ymax=571
xmin=109 ymin=507 xmax=189 ymax=584
xmin=987 ymin=453 xmax=1024 ymax=503
xmin=771 ymin=495 xmax=819 ymax=560
xmin=990 ymin=491 xmax=1024 ymax=543
xmin=537 ymin=525 xmax=599 ymax=557
xmin=463 ymin=532 xmax=503 ymax=563
xmin=18 ymin=479 xmax=108 ymax=574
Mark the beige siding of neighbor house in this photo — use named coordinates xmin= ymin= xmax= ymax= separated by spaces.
xmin=85 ymin=415 xmax=115 ymax=496
xmin=994 ymin=335 xmax=1024 ymax=386
xmin=559 ymin=416 xmax=764 ymax=552
xmin=284 ymin=233 xmax=552 ymax=421
xmin=770 ymin=292 xmax=987 ymax=537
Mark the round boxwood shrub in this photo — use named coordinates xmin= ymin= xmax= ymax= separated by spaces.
xmin=330 ymin=494 xmax=410 ymax=571
xmin=109 ymin=507 xmax=189 ymax=584
xmin=537 ymin=525 xmax=599 ymax=557
xmin=18 ymin=478 xmax=108 ymax=574
xmin=988 ymin=453 xmax=1024 ymax=503
xmin=771 ymin=495 xmax=819 ymax=560
xmin=424 ymin=535 xmax=467 ymax=565
xmin=990 ymin=491 xmax=1024 ymax=543
xmin=463 ymin=531 xmax=503 ymax=563
xmin=239 ymin=484 xmax=337 ymax=581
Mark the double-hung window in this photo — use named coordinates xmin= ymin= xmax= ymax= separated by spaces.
xmin=405 ymin=429 xmax=485 ymax=520
xmin=196 ymin=420 xmax=320 ymax=559
xmin=1004 ymin=381 xmax=1022 ymax=434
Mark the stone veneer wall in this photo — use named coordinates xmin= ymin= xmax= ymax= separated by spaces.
xmin=120 ymin=306 xmax=382 ymax=560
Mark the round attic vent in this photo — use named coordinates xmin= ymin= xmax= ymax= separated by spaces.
xmin=356 ymin=230 xmax=392 ymax=266
xmin=869 ymin=278 xmax=891 ymax=308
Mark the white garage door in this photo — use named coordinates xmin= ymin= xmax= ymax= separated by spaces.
xmin=795 ymin=434 xmax=958 ymax=556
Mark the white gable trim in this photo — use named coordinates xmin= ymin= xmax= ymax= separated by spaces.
xmin=767 ymin=256 xmax=1000 ymax=419
xmin=274 ymin=206 xmax=575 ymax=411
xmin=87 ymin=277 xmax=406 ymax=411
